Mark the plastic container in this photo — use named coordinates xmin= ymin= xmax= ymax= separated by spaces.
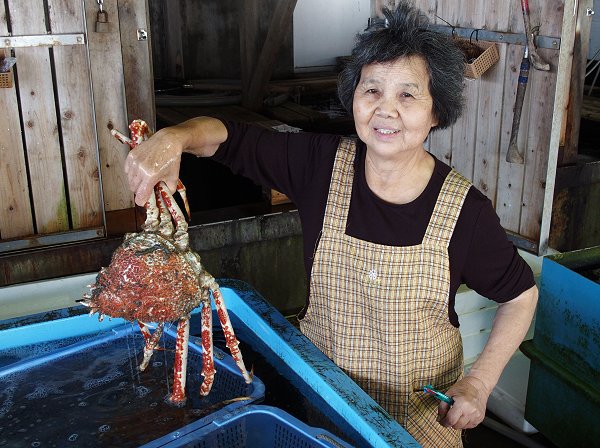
xmin=143 ymin=405 xmax=355 ymax=448
xmin=521 ymin=246 xmax=600 ymax=448
xmin=0 ymin=319 xmax=265 ymax=447
xmin=0 ymin=278 xmax=420 ymax=447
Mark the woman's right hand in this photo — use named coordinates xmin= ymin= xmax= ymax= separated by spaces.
xmin=123 ymin=116 xmax=228 ymax=207
xmin=124 ymin=127 xmax=184 ymax=207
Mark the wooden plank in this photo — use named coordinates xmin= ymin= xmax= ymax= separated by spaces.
xmin=9 ymin=0 xmax=68 ymax=234
xmin=459 ymin=0 xmax=486 ymax=182
xmin=0 ymin=5 xmax=34 ymax=239
xmin=472 ymin=2 xmax=511 ymax=206
xmin=85 ymin=0 xmax=133 ymax=212
xmin=440 ymin=0 xmax=485 ymax=181
xmin=450 ymin=79 xmax=479 ymax=180
xmin=424 ymin=0 xmax=454 ymax=164
xmin=48 ymin=0 xmax=103 ymax=230
xmin=118 ymin=0 xmax=156 ymax=129
xmin=496 ymin=40 xmax=528 ymax=233
xmin=519 ymin=0 xmax=563 ymax=244
xmin=244 ymin=0 xmax=298 ymax=110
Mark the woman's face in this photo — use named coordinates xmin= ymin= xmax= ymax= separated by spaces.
xmin=352 ymin=56 xmax=438 ymax=159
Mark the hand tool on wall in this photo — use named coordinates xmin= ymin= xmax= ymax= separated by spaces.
xmin=506 ymin=46 xmax=530 ymax=164
xmin=520 ymin=0 xmax=550 ymax=71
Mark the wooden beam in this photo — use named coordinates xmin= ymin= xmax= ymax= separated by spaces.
xmin=538 ymin=0 xmax=578 ymax=255
xmin=243 ymin=0 xmax=298 ymax=110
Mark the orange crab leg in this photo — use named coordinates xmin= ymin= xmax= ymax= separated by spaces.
xmin=156 ymin=182 xmax=189 ymax=251
xmin=211 ymin=283 xmax=252 ymax=384
xmin=139 ymin=322 xmax=164 ymax=371
xmin=169 ymin=315 xmax=190 ymax=404
xmin=199 ymin=291 xmax=216 ymax=396
xmin=176 ymin=180 xmax=191 ymax=219
xmin=110 ymin=128 xmax=135 ymax=148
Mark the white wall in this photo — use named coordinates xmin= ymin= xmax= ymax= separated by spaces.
xmin=293 ymin=0 xmax=371 ymax=72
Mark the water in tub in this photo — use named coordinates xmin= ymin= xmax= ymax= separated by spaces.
xmin=0 ymin=315 xmax=346 ymax=448
xmin=0 ymin=322 xmax=252 ymax=447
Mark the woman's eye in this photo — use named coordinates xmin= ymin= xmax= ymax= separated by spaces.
xmin=366 ymin=89 xmax=378 ymax=94
xmin=401 ymin=92 xmax=414 ymax=98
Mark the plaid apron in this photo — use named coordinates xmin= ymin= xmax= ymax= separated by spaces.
xmin=300 ymin=138 xmax=470 ymax=447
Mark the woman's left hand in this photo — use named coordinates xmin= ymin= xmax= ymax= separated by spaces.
xmin=436 ymin=376 xmax=490 ymax=430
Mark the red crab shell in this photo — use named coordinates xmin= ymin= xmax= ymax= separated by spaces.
xmin=89 ymin=232 xmax=201 ymax=323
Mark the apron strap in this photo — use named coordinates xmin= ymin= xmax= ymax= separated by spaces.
xmin=322 ymin=140 xmax=471 ymax=248
xmin=322 ymin=138 xmax=356 ymax=233
xmin=423 ymin=169 xmax=472 ymax=247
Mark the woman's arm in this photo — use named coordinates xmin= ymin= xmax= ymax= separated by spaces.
xmin=438 ymin=284 xmax=538 ymax=429
xmin=124 ymin=117 xmax=228 ymax=206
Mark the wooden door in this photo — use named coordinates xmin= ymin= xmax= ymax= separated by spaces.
xmin=0 ymin=0 xmax=154 ymax=252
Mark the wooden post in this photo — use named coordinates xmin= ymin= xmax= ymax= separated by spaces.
xmin=559 ymin=0 xmax=593 ymax=166
xmin=539 ymin=0 xmax=578 ymax=254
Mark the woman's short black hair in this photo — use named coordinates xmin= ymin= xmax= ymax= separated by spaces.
xmin=337 ymin=0 xmax=466 ymax=130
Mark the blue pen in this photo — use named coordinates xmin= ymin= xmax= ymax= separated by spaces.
xmin=424 ymin=384 xmax=455 ymax=406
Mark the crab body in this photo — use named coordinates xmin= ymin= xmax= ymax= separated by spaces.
xmin=90 ymin=232 xmax=201 ymax=323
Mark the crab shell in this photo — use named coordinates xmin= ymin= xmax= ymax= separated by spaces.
xmin=89 ymin=232 xmax=202 ymax=323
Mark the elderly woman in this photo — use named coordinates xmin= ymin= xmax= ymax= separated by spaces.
xmin=125 ymin=1 xmax=537 ymax=446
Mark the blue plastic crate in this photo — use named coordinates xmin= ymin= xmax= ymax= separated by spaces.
xmin=148 ymin=405 xmax=355 ymax=448
xmin=0 ymin=319 xmax=265 ymax=447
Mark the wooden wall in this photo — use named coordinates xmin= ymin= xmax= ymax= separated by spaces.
xmin=0 ymin=0 xmax=101 ymax=240
xmin=0 ymin=0 xmax=154 ymax=249
xmin=150 ymin=0 xmax=588 ymax=254
xmin=373 ymin=0 xmax=586 ymax=253
xmin=0 ymin=0 xmax=591 ymax=260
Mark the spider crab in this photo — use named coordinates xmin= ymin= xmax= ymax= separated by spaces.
xmin=81 ymin=119 xmax=252 ymax=404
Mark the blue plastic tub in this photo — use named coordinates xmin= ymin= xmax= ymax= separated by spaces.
xmin=0 ymin=318 xmax=265 ymax=447
xmin=521 ymin=247 xmax=600 ymax=448
xmin=146 ymin=405 xmax=355 ymax=448
xmin=0 ymin=278 xmax=419 ymax=447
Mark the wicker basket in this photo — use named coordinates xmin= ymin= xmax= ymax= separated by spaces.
xmin=0 ymin=49 xmax=13 ymax=88
xmin=457 ymin=39 xmax=499 ymax=79
xmin=0 ymin=71 xmax=13 ymax=88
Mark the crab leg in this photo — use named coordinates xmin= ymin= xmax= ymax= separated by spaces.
xmin=175 ymin=180 xmax=191 ymax=218
xmin=156 ymin=182 xmax=189 ymax=251
xmin=210 ymin=282 xmax=252 ymax=384
xmin=169 ymin=315 xmax=190 ymax=404
xmin=199 ymin=290 xmax=216 ymax=396
xmin=155 ymin=184 xmax=176 ymax=239
xmin=138 ymin=322 xmax=164 ymax=371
